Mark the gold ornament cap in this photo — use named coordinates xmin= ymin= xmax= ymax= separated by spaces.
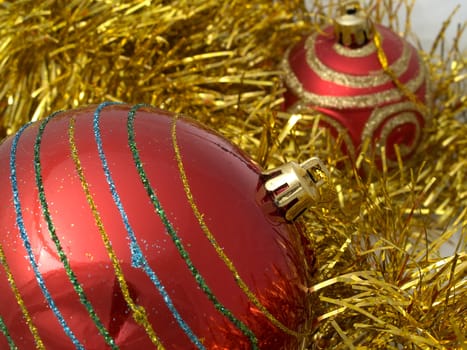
xmin=334 ymin=1 xmax=374 ymax=47
xmin=262 ymin=157 xmax=330 ymax=221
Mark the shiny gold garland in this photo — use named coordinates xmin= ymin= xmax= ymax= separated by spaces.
xmin=0 ymin=0 xmax=465 ymax=349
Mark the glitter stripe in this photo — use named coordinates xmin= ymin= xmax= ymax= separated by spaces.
xmin=373 ymin=30 xmax=429 ymax=115
xmin=34 ymin=112 xmax=118 ymax=349
xmin=10 ymin=123 xmax=84 ymax=350
xmin=68 ymin=115 xmax=165 ymax=350
xmin=0 ymin=244 xmax=45 ymax=349
xmin=0 ymin=315 xmax=17 ymax=349
xmin=127 ymin=104 xmax=259 ymax=349
xmin=171 ymin=115 xmax=304 ymax=338
xmin=91 ymin=103 xmax=205 ymax=349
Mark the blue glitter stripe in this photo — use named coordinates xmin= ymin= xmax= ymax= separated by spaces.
xmin=9 ymin=123 xmax=84 ymax=349
xmin=0 ymin=315 xmax=17 ymax=349
xmin=92 ymin=102 xmax=205 ymax=349
xmin=127 ymin=104 xmax=258 ymax=348
xmin=34 ymin=112 xmax=118 ymax=349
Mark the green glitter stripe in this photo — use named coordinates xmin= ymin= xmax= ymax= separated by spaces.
xmin=0 ymin=315 xmax=17 ymax=349
xmin=127 ymin=104 xmax=259 ymax=349
xmin=34 ymin=113 xmax=119 ymax=349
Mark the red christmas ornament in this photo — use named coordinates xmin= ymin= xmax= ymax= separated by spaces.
xmin=0 ymin=103 xmax=328 ymax=349
xmin=282 ymin=2 xmax=430 ymax=165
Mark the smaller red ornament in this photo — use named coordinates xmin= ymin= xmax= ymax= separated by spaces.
xmin=282 ymin=1 xmax=431 ymax=166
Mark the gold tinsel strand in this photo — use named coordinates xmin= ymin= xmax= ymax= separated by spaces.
xmin=0 ymin=0 xmax=465 ymax=349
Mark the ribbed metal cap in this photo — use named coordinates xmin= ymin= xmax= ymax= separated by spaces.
xmin=261 ymin=157 xmax=329 ymax=221
xmin=334 ymin=1 xmax=374 ymax=47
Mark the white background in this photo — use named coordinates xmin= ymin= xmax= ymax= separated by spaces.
xmin=305 ymin=0 xmax=467 ymax=52
xmin=411 ymin=1 xmax=465 ymax=257
xmin=410 ymin=0 xmax=466 ymax=51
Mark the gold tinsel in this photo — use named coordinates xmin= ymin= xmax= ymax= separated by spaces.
xmin=0 ymin=0 xmax=465 ymax=349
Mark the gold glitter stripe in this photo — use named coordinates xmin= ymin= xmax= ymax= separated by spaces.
xmin=332 ymin=40 xmax=377 ymax=58
xmin=170 ymin=116 xmax=305 ymax=338
xmin=306 ymin=32 xmax=411 ymax=88
xmin=68 ymin=117 xmax=165 ymax=350
xmin=361 ymin=101 xmax=424 ymax=166
xmin=373 ymin=30 xmax=429 ymax=115
xmin=380 ymin=112 xmax=421 ymax=155
xmin=0 ymin=244 xmax=46 ymax=349
xmin=282 ymin=46 xmax=426 ymax=109
xmin=362 ymin=101 xmax=427 ymax=142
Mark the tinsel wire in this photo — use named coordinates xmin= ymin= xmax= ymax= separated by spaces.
xmin=373 ymin=29 xmax=430 ymax=116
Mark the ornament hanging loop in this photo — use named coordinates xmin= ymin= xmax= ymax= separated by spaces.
xmin=262 ymin=157 xmax=330 ymax=221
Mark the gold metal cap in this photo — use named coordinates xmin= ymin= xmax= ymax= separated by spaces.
xmin=334 ymin=1 xmax=373 ymax=47
xmin=262 ymin=157 xmax=329 ymax=221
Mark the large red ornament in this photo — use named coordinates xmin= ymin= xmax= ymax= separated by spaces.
xmin=0 ymin=103 xmax=326 ymax=349
xmin=283 ymin=2 xmax=430 ymax=165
